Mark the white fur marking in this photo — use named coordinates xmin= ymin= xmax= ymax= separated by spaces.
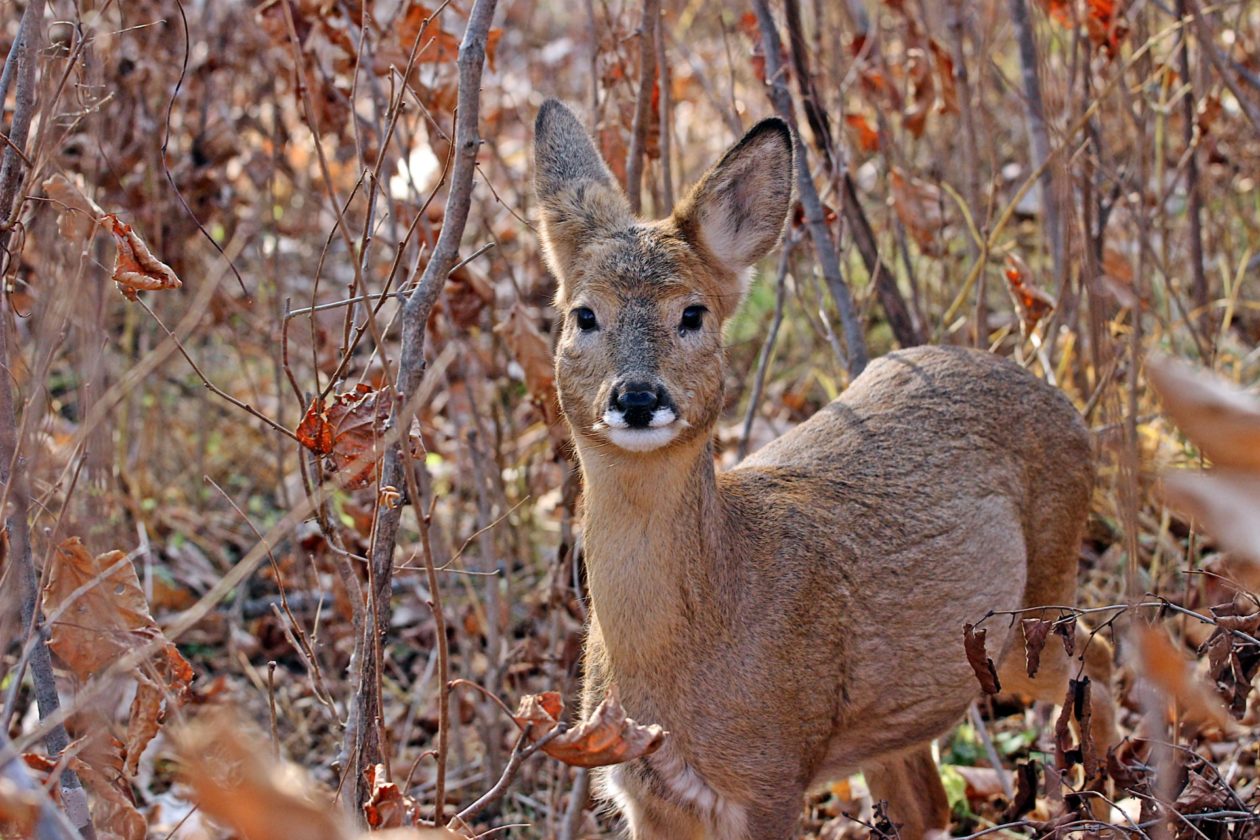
xmin=607 ymin=425 xmax=680 ymax=452
xmin=653 ymin=750 xmax=749 ymax=837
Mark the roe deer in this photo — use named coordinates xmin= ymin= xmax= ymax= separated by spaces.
xmin=534 ymin=99 xmax=1118 ymax=839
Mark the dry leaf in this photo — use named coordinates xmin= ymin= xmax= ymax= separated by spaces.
xmin=42 ymin=537 xmax=193 ymax=775
xmin=1147 ymin=354 xmax=1260 ymax=471
xmin=105 ymin=215 xmax=182 ymax=301
xmin=963 ymin=623 xmax=1001 ymax=694
xmin=1004 ymin=253 xmax=1056 ymax=332
xmin=42 ymin=174 xmax=105 ymax=240
xmin=74 ymin=758 xmax=146 ymax=840
xmin=844 ymin=113 xmax=880 ymax=153
xmin=177 ymin=713 xmax=349 ymax=840
xmin=363 ymin=764 xmax=421 ymax=829
xmin=494 ymin=301 xmax=561 ymax=432
xmin=296 ymin=384 xmax=402 ymax=489
xmin=513 ymin=689 xmax=667 ymax=768
xmin=1022 ymin=618 xmax=1053 ymax=678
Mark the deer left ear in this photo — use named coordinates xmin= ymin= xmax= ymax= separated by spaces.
xmin=673 ymin=118 xmax=794 ymax=282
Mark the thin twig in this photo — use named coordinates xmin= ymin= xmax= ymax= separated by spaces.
xmin=625 ymin=0 xmax=660 ymax=215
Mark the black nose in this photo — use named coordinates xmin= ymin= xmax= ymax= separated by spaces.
xmin=612 ymin=381 xmax=663 ymax=428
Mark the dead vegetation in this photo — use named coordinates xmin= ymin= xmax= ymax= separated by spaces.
xmin=0 ymin=0 xmax=1258 ymax=837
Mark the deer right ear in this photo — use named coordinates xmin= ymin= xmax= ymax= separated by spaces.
xmin=534 ymin=100 xmax=632 ymax=290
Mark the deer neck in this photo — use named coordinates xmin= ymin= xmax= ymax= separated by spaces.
xmin=577 ymin=436 xmax=722 ymax=670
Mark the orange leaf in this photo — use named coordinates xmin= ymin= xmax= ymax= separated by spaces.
xmin=1135 ymin=624 xmax=1230 ymax=728
xmin=1003 ymin=253 xmax=1055 ymax=331
xmin=517 ymin=689 xmax=666 ymax=769
xmin=362 ymin=764 xmax=421 ymax=829
xmin=105 ymin=214 xmax=182 ymax=301
xmin=889 ymin=168 xmax=945 ymax=253
xmin=296 ymin=384 xmax=399 ymax=489
xmin=844 ymin=113 xmax=880 ymax=152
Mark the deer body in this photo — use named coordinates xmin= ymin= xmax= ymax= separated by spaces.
xmin=534 ymin=100 xmax=1117 ymax=839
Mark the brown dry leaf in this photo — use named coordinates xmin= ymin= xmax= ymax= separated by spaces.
xmin=1004 ymin=760 xmax=1040 ymax=821
xmin=42 ymin=174 xmax=105 ymax=240
xmin=951 ymin=765 xmax=1006 ymax=802
xmin=1161 ymin=471 xmax=1260 ymax=568
xmin=74 ymin=758 xmax=147 ymax=840
xmin=844 ymin=113 xmax=880 ymax=152
xmin=889 ymin=169 xmax=944 ymax=252
xmin=515 ymin=689 xmax=667 ymax=768
xmin=1022 ymin=618 xmax=1053 ymax=678
xmin=1136 ymin=623 xmax=1231 ymax=729
xmin=0 ymin=777 xmax=42 ymax=839
xmin=176 ymin=713 xmax=349 ymax=840
xmin=512 ymin=690 xmax=564 ymax=735
xmin=1147 ymin=354 xmax=1260 ymax=471
xmin=928 ymin=39 xmax=959 ymax=113
xmin=295 ymin=384 xmax=397 ymax=489
xmin=362 ymin=764 xmax=421 ymax=829
xmin=104 ymin=214 xmax=182 ymax=301
xmin=963 ymin=623 xmax=1001 ymax=694
xmin=1004 ymin=253 xmax=1056 ymax=333
xmin=43 ymin=538 xmax=193 ymax=775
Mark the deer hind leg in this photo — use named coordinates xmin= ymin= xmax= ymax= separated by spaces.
xmin=861 ymin=744 xmax=951 ymax=837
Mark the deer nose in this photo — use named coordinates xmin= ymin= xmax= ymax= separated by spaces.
xmin=617 ymin=387 xmax=659 ymax=412
xmin=611 ymin=381 xmax=665 ymax=428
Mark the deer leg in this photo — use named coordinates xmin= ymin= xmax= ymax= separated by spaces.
xmin=862 ymin=744 xmax=951 ymax=837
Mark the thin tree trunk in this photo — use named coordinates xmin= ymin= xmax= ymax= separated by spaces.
xmin=343 ymin=0 xmax=500 ymax=816
xmin=753 ymin=0 xmax=869 ymax=376
xmin=625 ymin=0 xmax=659 ymax=215
xmin=0 ymin=3 xmax=95 ymax=837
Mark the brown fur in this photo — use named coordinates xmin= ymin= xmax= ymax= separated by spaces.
xmin=534 ymin=99 xmax=1117 ymax=839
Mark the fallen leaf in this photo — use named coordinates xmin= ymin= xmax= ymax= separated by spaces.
xmin=514 ymin=689 xmax=667 ymax=768
xmin=951 ymin=765 xmax=1006 ymax=801
xmin=1174 ymin=767 xmax=1232 ymax=813
xmin=963 ymin=623 xmax=1001 ymax=694
xmin=104 ymin=214 xmax=182 ymax=301
xmin=74 ymin=758 xmax=146 ymax=840
xmin=1147 ymin=354 xmax=1260 ymax=471
xmin=1004 ymin=760 xmax=1040 ymax=821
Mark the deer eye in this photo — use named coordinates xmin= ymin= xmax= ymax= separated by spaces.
xmin=679 ymin=305 xmax=706 ymax=332
xmin=573 ymin=307 xmax=599 ymax=332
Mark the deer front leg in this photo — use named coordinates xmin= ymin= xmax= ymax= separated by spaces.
xmin=862 ymin=744 xmax=951 ymax=837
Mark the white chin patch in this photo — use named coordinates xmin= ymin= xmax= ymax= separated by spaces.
xmin=599 ymin=407 xmax=684 ymax=452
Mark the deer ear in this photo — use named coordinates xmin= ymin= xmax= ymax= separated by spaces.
xmin=534 ymin=99 xmax=632 ymax=288
xmin=674 ymin=118 xmax=793 ymax=282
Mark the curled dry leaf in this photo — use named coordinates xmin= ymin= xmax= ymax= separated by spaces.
xmin=105 ymin=214 xmax=182 ymax=301
xmin=1004 ymin=253 xmax=1055 ymax=333
xmin=1147 ymin=354 xmax=1260 ymax=471
xmin=176 ymin=712 xmax=349 ymax=840
xmin=494 ymin=301 xmax=563 ymax=439
xmin=513 ymin=689 xmax=667 ymax=768
xmin=1022 ymin=618 xmax=1053 ymax=678
xmin=363 ymin=764 xmax=422 ymax=829
xmin=963 ymin=623 xmax=1001 ymax=694
xmin=42 ymin=537 xmax=194 ymax=776
xmin=73 ymin=757 xmax=146 ymax=840
xmin=844 ymin=113 xmax=880 ymax=153
xmin=41 ymin=173 xmax=105 ymax=240
xmin=296 ymin=384 xmax=406 ymax=489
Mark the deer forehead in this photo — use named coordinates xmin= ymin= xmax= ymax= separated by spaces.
xmin=562 ymin=225 xmax=723 ymax=305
